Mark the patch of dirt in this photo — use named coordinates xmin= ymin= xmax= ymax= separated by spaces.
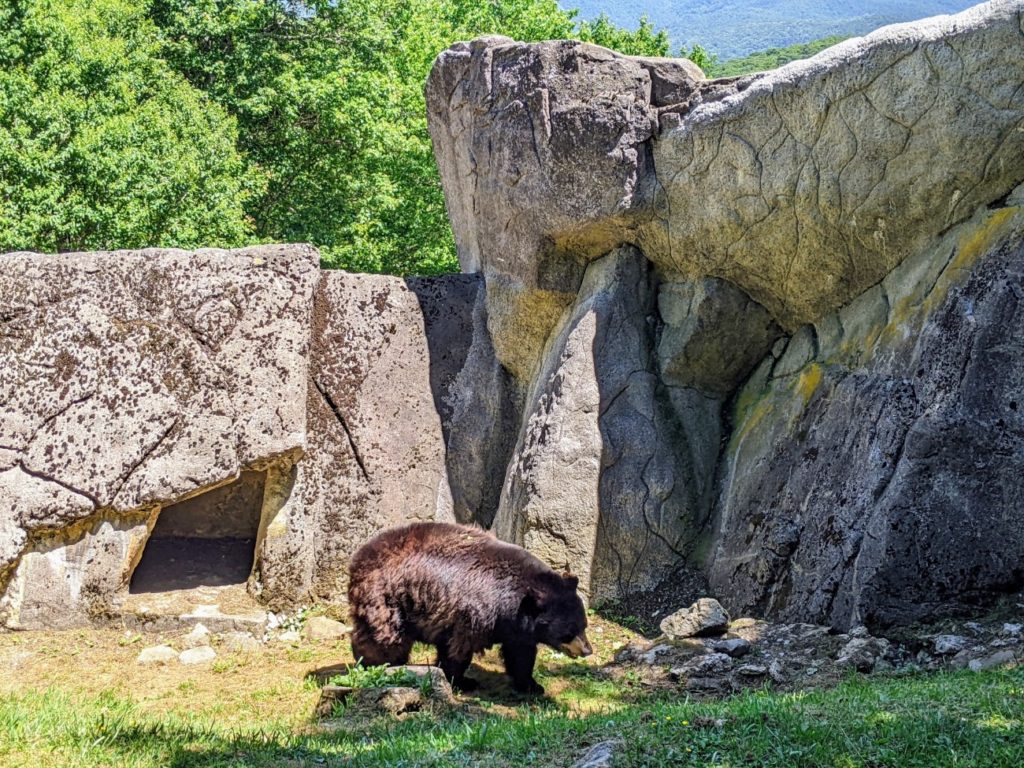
xmin=0 ymin=613 xmax=644 ymax=725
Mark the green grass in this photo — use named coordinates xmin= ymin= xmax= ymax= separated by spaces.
xmin=1 ymin=667 xmax=1022 ymax=767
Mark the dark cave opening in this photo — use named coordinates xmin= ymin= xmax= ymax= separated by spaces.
xmin=129 ymin=470 xmax=266 ymax=594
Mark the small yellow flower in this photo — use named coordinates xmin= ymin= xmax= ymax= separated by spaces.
xmin=682 ymin=720 xmax=689 ymax=726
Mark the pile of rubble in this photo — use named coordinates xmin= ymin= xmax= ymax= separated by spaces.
xmin=613 ymin=598 xmax=1022 ymax=694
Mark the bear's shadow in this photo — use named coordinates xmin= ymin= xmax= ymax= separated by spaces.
xmin=306 ymin=662 xmax=553 ymax=706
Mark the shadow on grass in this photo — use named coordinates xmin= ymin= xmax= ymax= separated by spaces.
xmin=6 ymin=667 xmax=1024 ymax=767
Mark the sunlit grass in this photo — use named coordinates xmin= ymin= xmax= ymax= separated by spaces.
xmin=1 ymin=666 xmax=1022 ymax=767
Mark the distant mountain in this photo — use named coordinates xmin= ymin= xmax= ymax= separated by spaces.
xmin=561 ymin=1 xmax=980 ymax=59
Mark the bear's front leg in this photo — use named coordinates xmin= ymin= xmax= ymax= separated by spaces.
xmin=436 ymin=639 xmax=478 ymax=691
xmin=501 ymin=642 xmax=543 ymax=695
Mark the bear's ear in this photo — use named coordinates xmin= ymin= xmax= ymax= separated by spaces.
xmin=562 ymin=572 xmax=579 ymax=590
xmin=519 ymin=591 xmax=541 ymax=618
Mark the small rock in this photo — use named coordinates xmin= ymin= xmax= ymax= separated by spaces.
xmin=182 ymin=623 xmax=211 ymax=649
xmin=990 ymin=638 xmax=1013 ymax=648
xmin=304 ymin=616 xmax=351 ymax=642
xmin=222 ymin=631 xmax=261 ymax=652
xmin=965 ymin=622 xmax=986 ymax=636
xmin=670 ymin=652 xmax=733 ymax=680
xmin=685 ymin=676 xmax=730 ymax=693
xmin=179 ymin=646 xmax=217 ymax=665
xmin=768 ymin=659 xmax=787 ymax=683
xmin=736 ymin=664 xmax=768 ymax=677
xmin=266 ymin=612 xmax=282 ymax=630
xmin=137 ymin=645 xmax=177 ymax=665
xmin=571 ymin=740 xmax=623 ymax=768
xmin=934 ymin=634 xmax=969 ymax=655
xmin=950 ymin=648 xmax=977 ymax=670
xmin=968 ymin=650 xmax=1017 ymax=672
xmin=660 ymin=598 xmax=730 ymax=639
xmin=376 ymin=687 xmax=423 ymax=716
xmin=640 ymin=643 xmax=672 ymax=665
xmin=1002 ymin=623 xmax=1022 ymax=637
xmin=613 ymin=640 xmax=646 ymax=663
xmin=848 ymin=625 xmax=870 ymax=639
xmin=711 ymin=637 xmax=752 ymax=658
xmin=278 ymin=630 xmax=301 ymax=643
xmin=836 ymin=637 xmax=890 ymax=672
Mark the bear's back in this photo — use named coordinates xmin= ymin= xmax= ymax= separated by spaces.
xmin=348 ymin=522 xmax=544 ymax=617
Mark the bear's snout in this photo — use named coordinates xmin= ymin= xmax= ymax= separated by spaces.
xmin=561 ymin=632 xmax=593 ymax=658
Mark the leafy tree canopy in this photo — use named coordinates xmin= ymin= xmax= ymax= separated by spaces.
xmin=1 ymin=0 xmax=670 ymax=273
xmin=711 ymin=35 xmax=848 ymax=77
xmin=0 ymin=0 xmax=259 ymax=253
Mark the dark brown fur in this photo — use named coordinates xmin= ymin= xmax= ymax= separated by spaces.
xmin=348 ymin=522 xmax=590 ymax=693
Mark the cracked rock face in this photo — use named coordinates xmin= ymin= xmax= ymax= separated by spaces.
xmin=280 ymin=272 xmax=477 ymax=607
xmin=430 ymin=1 xmax=1024 ymax=621
xmin=428 ymin=2 xmax=1024 ymax=380
xmin=492 ymin=247 xmax=726 ymax=599
xmin=647 ymin=0 xmax=1024 ymax=328
xmin=711 ymin=203 xmax=1024 ymax=628
xmin=1 ymin=248 xmax=479 ymax=627
xmin=0 ymin=245 xmax=318 ymax=625
xmin=426 ymin=36 xmax=704 ymax=380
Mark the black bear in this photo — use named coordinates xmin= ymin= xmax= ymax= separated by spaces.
xmin=347 ymin=521 xmax=592 ymax=694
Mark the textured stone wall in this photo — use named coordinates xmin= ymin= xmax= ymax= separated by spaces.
xmin=0 ymin=248 xmax=483 ymax=627
xmin=0 ymin=245 xmax=318 ymax=627
xmin=427 ymin=0 xmax=1024 ymax=623
xmin=710 ymin=198 xmax=1024 ymax=628
xmin=4 ymin=0 xmax=1024 ymax=631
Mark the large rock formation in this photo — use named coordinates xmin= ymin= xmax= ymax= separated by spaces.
xmin=3 ymin=0 xmax=1024 ymax=632
xmin=428 ymin=0 xmax=1024 ymax=622
xmin=0 ymin=247 xmax=482 ymax=627
xmin=0 ymin=246 xmax=318 ymax=627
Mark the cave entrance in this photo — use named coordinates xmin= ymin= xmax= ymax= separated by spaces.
xmin=129 ymin=470 xmax=266 ymax=594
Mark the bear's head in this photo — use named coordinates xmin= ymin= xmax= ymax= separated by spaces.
xmin=521 ymin=570 xmax=592 ymax=658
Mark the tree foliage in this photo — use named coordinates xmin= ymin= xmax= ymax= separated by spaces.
xmin=0 ymin=0 xmax=258 ymax=253
xmin=1 ymin=0 xmax=671 ymax=273
xmin=711 ymin=35 xmax=849 ymax=77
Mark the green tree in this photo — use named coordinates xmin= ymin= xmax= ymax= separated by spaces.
xmin=150 ymin=0 xmax=670 ymax=275
xmin=0 ymin=0 xmax=258 ymax=253
xmin=1 ymin=0 xmax=672 ymax=272
xmin=711 ymin=35 xmax=849 ymax=78
xmin=577 ymin=12 xmax=669 ymax=56
xmin=681 ymin=44 xmax=719 ymax=76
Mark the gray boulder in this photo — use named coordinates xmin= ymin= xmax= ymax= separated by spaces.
xmin=969 ymin=650 xmax=1017 ymax=671
xmin=660 ymin=598 xmax=731 ymax=639
xmin=427 ymin=37 xmax=703 ymax=381
xmin=492 ymin=247 xmax=720 ymax=598
xmin=427 ymin=1 xmax=1024 ymax=618
xmin=0 ymin=245 xmax=318 ymax=628
xmin=709 ymin=208 xmax=1024 ymax=629
xmin=836 ymin=636 xmax=891 ymax=672
xmin=934 ymin=635 xmax=970 ymax=655
xmin=137 ymin=645 xmax=177 ymax=665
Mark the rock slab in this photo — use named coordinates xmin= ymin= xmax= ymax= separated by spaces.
xmin=661 ymin=599 xmax=731 ymax=639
